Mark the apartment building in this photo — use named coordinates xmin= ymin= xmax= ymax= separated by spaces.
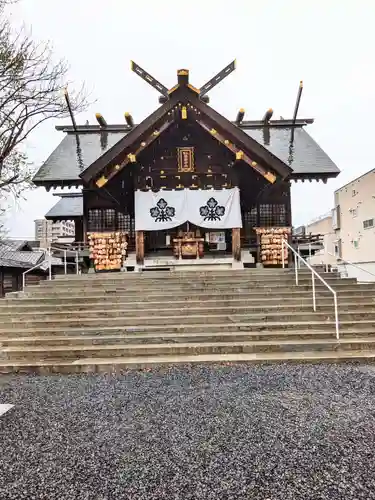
xmin=331 ymin=168 xmax=375 ymax=278
xmin=34 ymin=219 xmax=75 ymax=248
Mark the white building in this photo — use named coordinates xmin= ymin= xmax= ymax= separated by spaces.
xmin=331 ymin=168 xmax=375 ymax=280
xmin=303 ymin=169 xmax=375 ymax=280
xmin=303 ymin=212 xmax=337 ymax=267
xmin=34 ymin=219 xmax=75 ymax=248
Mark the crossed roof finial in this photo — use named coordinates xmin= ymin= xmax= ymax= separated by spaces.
xmin=130 ymin=60 xmax=236 ymax=101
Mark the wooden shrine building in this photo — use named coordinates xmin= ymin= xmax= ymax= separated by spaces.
xmin=33 ymin=61 xmax=339 ymax=271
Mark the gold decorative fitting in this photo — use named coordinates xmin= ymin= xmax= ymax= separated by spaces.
xmin=177 ymin=69 xmax=189 ymax=76
xmin=190 ymin=184 xmax=197 ymax=188
xmin=224 ymin=140 xmax=229 ymax=145
xmin=210 ymin=128 xmax=217 ymax=135
xmin=96 ymin=175 xmax=108 ymax=188
xmin=299 ymin=80 xmax=303 ymax=88
xmin=239 ymin=108 xmax=245 ymax=113
xmin=167 ymin=84 xmax=179 ymax=95
xmin=251 ymin=161 xmax=257 ymax=167
xmin=187 ymin=83 xmax=200 ymax=94
xmin=141 ymin=142 xmax=146 ymax=147
xmin=114 ymin=165 xmax=120 ymax=171
xmin=124 ymin=112 xmax=130 ymax=117
xmin=160 ymin=170 xmax=164 ymax=174
xmin=153 ymin=130 xmax=159 ymax=136
xmin=181 ymin=106 xmax=187 ymax=119
xmin=128 ymin=153 xmax=136 ymax=162
xmin=264 ymin=171 xmax=276 ymax=183
xmin=176 ymin=184 xmax=184 ymax=189
xmin=236 ymin=151 xmax=244 ymax=160
xmin=95 ymin=113 xmax=102 ymax=119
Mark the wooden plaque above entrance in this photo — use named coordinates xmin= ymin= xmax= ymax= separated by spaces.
xmin=177 ymin=147 xmax=195 ymax=172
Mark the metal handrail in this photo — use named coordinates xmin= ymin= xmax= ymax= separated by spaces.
xmin=40 ymin=245 xmax=81 ymax=277
xmin=327 ymin=252 xmax=375 ymax=279
xmin=22 ymin=257 xmax=51 ymax=291
xmin=282 ymin=239 xmax=339 ymax=340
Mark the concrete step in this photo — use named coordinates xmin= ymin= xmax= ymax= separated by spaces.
xmin=45 ymin=273 xmax=344 ymax=286
xmin=2 ymin=337 xmax=375 ymax=362
xmin=0 ymin=330 xmax=346 ymax=347
xmin=1 ymin=295 xmax=374 ymax=312
xmin=0 ymin=302 xmax=373 ymax=321
xmin=53 ymin=269 xmax=339 ymax=280
xmin=23 ymin=282 xmax=375 ymax=297
xmin=0 ymin=310 xmax=371 ymax=330
xmin=35 ymin=276 xmax=356 ymax=290
xmin=1 ymin=349 xmax=375 ymax=374
xmin=4 ymin=289 xmax=375 ymax=307
xmin=0 ymin=319 xmax=373 ymax=337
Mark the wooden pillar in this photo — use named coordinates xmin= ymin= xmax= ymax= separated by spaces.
xmin=136 ymin=230 xmax=144 ymax=265
xmin=75 ymin=218 xmax=84 ymax=243
xmin=232 ymin=228 xmax=241 ymax=261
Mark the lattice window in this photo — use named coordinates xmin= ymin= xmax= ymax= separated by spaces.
xmin=88 ymin=209 xmax=102 ymax=232
xmin=242 ymin=208 xmax=257 ymax=235
xmin=117 ymin=212 xmax=134 ymax=236
xmin=273 ymin=204 xmax=286 ymax=226
xmin=103 ymin=209 xmax=116 ymax=231
xmin=259 ymin=204 xmax=287 ymax=227
xmin=259 ymin=204 xmax=273 ymax=226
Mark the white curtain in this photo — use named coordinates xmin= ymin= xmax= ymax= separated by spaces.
xmin=134 ymin=188 xmax=242 ymax=231
xmin=187 ymin=188 xmax=242 ymax=229
xmin=134 ymin=189 xmax=187 ymax=231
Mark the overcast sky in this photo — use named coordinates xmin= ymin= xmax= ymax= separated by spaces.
xmin=4 ymin=0 xmax=375 ymax=237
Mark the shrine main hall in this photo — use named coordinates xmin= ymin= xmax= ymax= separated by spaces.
xmin=33 ymin=61 xmax=339 ymax=271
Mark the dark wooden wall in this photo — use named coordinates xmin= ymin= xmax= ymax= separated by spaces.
xmin=134 ymin=121 xmax=236 ymax=191
xmin=83 ymin=120 xmax=292 ymax=251
xmin=0 ymin=268 xmax=48 ymax=298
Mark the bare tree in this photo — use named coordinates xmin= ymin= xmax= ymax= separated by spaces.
xmin=0 ymin=4 xmax=88 ymax=207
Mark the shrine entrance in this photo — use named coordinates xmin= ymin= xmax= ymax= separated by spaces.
xmin=144 ymin=222 xmax=232 ymax=259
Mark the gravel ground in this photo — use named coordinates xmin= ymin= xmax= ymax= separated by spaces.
xmin=1 ymin=363 xmax=375 ymax=500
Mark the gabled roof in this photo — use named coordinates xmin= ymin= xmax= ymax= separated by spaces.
xmin=32 ymin=95 xmax=340 ymax=188
xmin=0 ymin=240 xmax=45 ymax=269
xmin=80 ymin=86 xmax=292 ymax=184
xmin=45 ymin=193 xmax=83 ymax=220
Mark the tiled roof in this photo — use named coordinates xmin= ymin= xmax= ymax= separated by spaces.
xmin=0 ymin=239 xmax=28 ymax=251
xmin=32 ymin=121 xmax=339 ymax=186
xmin=33 ymin=131 xmax=126 ymax=184
xmin=0 ymin=247 xmax=45 ymax=268
xmin=243 ymin=127 xmax=339 ymax=177
xmin=45 ymin=194 xmax=83 ymax=219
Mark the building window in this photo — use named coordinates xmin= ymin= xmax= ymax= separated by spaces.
xmin=363 ymin=218 xmax=374 ymax=229
xmin=353 ymin=240 xmax=359 ymax=249
xmin=351 ymin=208 xmax=358 ymax=218
xmin=259 ymin=204 xmax=286 ymax=227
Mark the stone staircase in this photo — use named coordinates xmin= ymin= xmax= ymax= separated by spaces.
xmin=1 ymin=269 xmax=375 ymax=373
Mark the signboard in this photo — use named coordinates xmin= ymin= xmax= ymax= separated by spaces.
xmin=177 ymin=147 xmax=195 ymax=172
